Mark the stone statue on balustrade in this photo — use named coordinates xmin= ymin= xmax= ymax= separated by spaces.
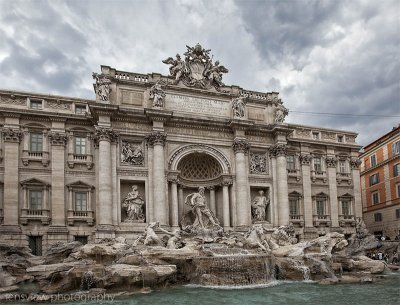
xmin=122 ymin=185 xmax=145 ymax=222
xmin=149 ymin=81 xmax=166 ymax=108
xmin=274 ymin=102 xmax=288 ymax=123
xmin=92 ymin=72 xmax=111 ymax=102
xmin=251 ymin=190 xmax=270 ymax=223
xmin=181 ymin=187 xmax=220 ymax=232
xmin=162 ymin=54 xmax=186 ymax=84
xmin=232 ymin=95 xmax=247 ymax=118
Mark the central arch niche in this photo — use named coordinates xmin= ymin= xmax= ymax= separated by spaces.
xmin=177 ymin=152 xmax=222 ymax=183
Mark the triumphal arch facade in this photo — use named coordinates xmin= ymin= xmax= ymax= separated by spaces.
xmin=0 ymin=44 xmax=362 ymax=252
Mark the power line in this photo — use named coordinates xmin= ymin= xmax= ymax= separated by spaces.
xmin=290 ymin=111 xmax=400 ymax=118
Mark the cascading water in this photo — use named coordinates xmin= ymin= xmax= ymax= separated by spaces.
xmin=291 ymin=259 xmax=311 ymax=281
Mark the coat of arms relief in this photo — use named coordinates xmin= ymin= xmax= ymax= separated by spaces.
xmin=162 ymin=43 xmax=229 ymax=90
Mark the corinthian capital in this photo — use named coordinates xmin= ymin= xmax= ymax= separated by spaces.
xmin=350 ymin=158 xmax=361 ymax=169
xmin=49 ymin=132 xmax=68 ymax=146
xmin=2 ymin=128 xmax=22 ymax=143
xmin=146 ymin=131 xmax=167 ymax=147
xmin=232 ymin=139 xmax=250 ymax=154
xmin=269 ymin=144 xmax=287 ymax=157
xmin=325 ymin=156 xmax=338 ymax=168
xmin=95 ymin=126 xmax=118 ymax=142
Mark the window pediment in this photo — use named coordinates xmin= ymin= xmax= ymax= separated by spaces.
xmin=20 ymin=178 xmax=49 ymax=187
xmin=67 ymin=181 xmax=94 ymax=190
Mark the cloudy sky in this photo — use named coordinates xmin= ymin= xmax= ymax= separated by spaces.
xmin=0 ymin=0 xmax=399 ymax=146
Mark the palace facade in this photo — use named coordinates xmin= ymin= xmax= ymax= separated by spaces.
xmin=0 ymin=45 xmax=362 ymax=254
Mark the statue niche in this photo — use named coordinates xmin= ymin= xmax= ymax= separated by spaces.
xmin=251 ymin=189 xmax=270 ymax=223
xmin=122 ymin=185 xmax=145 ymax=222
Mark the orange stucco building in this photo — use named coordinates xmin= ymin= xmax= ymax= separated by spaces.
xmin=360 ymin=125 xmax=400 ymax=239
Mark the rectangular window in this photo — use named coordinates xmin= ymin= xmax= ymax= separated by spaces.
xmin=397 ymin=184 xmax=400 ymax=198
xmin=75 ymin=105 xmax=86 ymax=114
xmin=75 ymin=192 xmax=87 ymax=211
xmin=370 ymin=154 xmax=377 ymax=167
xmin=30 ymin=100 xmax=42 ymax=110
xmin=339 ymin=160 xmax=346 ymax=173
xmin=372 ymin=191 xmax=380 ymax=205
xmin=314 ymin=157 xmax=322 ymax=173
xmin=75 ymin=137 xmax=86 ymax=155
xmin=393 ymin=141 xmax=400 ymax=156
xmin=287 ymin=155 xmax=295 ymax=171
xmin=374 ymin=213 xmax=382 ymax=222
xmin=28 ymin=236 xmax=42 ymax=256
xmin=395 ymin=208 xmax=400 ymax=219
xmin=74 ymin=236 xmax=88 ymax=245
xmin=341 ymin=200 xmax=351 ymax=216
xmin=312 ymin=132 xmax=319 ymax=140
xmin=369 ymin=173 xmax=379 ymax=186
xmin=30 ymin=190 xmax=42 ymax=210
xmin=316 ymin=200 xmax=325 ymax=216
xmin=394 ymin=163 xmax=400 ymax=177
xmin=337 ymin=135 xmax=343 ymax=143
xmin=289 ymin=199 xmax=299 ymax=215
xmin=30 ymin=133 xmax=43 ymax=152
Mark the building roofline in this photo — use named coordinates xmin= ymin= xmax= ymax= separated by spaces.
xmin=361 ymin=125 xmax=400 ymax=154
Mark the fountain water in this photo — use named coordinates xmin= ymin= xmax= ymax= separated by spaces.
xmin=80 ymin=271 xmax=95 ymax=290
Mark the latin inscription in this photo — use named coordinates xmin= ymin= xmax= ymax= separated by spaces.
xmin=165 ymin=94 xmax=230 ymax=117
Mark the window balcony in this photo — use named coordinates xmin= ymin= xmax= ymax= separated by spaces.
xmin=289 ymin=214 xmax=304 ymax=227
xmin=313 ymin=215 xmax=331 ymax=227
xmin=339 ymin=215 xmax=356 ymax=227
xmin=67 ymin=210 xmax=94 ymax=226
xmin=336 ymin=172 xmax=352 ymax=185
xmin=287 ymin=169 xmax=301 ymax=181
xmin=21 ymin=150 xmax=50 ymax=167
xmin=67 ymin=153 xmax=93 ymax=169
xmin=311 ymin=170 xmax=327 ymax=183
xmin=20 ymin=208 xmax=50 ymax=225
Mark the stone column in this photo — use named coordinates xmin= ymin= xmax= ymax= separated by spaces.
xmin=300 ymin=154 xmax=313 ymax=227
xmin=169 ymin=178 xmax=179 ymax=228
xmin=271 ymin=156 xmax=278 ymax=226
xmin=326 ymin=156 xmax=339 ymax=227
xmin=271 ymin=144 xmax=289 ymax=226
xmin=49 ymin=132 xmax=68 ymax=226
xmin=178 ymin=186 xmax=184 ymax=223
xmin=95 ymin=127 xmax=117 ymax=229
xmin=233 ymin=139 xmax=251 ymax=227
xmin=350 ymin=158 xmax=362 ymax=218
xmin=208 ymin=186 xmax=216 ymax=215
xmin=2 ymin=129 xmax=22 ymax=226
xmin=222 ymin=182 xmax=231 ymax=228
xmin=147 ymin=144 xmax=154 ymax=222
xmin=111 ymin=141 xmax=118 ymax=225
xmin=147 ymin=131 xmax=168 ymax=225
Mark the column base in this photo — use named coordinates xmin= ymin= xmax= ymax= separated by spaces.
xmin=95 ymin=224 xmax=115 ymax=242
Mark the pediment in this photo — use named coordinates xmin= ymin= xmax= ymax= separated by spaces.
xmin=20 ymin=178 xmax=49 ymax=186
xmin=66 ymin=180 xmax=94 ymax=189
xmin=313 ymin=192 xmax=329 ymax=198
xmin=289 ymin=191 xmax=302 ymax=197
xmin=339 ymin=192 xmax=353 ymax=198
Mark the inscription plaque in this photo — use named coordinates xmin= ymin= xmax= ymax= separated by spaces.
xmin=165 ymin=94 xmax=230 ymax=117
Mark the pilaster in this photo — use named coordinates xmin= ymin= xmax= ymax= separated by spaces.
xmin=300 ymin=152 xmax=313 ymax=227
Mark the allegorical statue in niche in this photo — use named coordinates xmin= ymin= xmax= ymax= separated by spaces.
xmin=149 ymin=81 xmax=166 ymax=108
xmin=92 ymin=72 xmax=111 ymax=101
xmin=232 ymin=95 xmax=247 ymax=118
xmin=251 ymin=190 xmax=270 ymax=222
xmin=122 ymin=185 xmax=145 ymax=222
xmin=162 ymin=54 xmax=186 ymax=84
xmin=184 ymin=187 xmax=220 ymax=229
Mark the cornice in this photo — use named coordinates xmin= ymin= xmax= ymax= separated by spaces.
xmin=229 ymin=119 xmax=254 ymax=131
xmin=144 ymin=108 xmax=173 ymax=122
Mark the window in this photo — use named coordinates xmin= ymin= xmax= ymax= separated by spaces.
xmin=287 ymin=155 xmax=295 ymax=171
xmin=316 ymin=200 xmax=325 ymax=216
xmin=339 ymin=160 xmax=346 ymax=173
xmin=374 ymin=213 xmax=382 ymax=222
xmin=30 ymin=100 xmax=42 ymax=110
xmin=312 ymin=132 xmax=319 ymax=140
xmin=393 ymin=141 xmax=400 ymax=156
xmin=337 ymin=135 xmax=343 ymax=143
xmin=289 ymin=199 xmax=299 ymax=215
xmin=29 ymin=190 xmax=43 ymax=210
xmin=396 ymin=209 xmax=400 ymax=219
xmin=341 ymin=200 xmax=351 ymax=216
xmin=397 ymin=184 xmax=400 ymax=198
xmin=369 ymin=173 xmax=379 ymax=186
xmin=314 ymin=157 xmax=322 ymax=173
xmin=370 ymin=154 xmax=377 ymax=167
xmin=75 ymin=105 xmax=86 ymax=114
xmin=394 ymin=163 xmax=400 ymax=177
xmin=30 ymin=133 xmax=43 ymax=152
xmin=74 ymin=236 xmax=88 ymax=245
xmin=75 ymin=192 xmax=87 ymax=211
xmin=372 ymin=191 xmax=380 ymax=205
xmin=28 ymin=236 xmax=42 ymax=256
xmin=75 ymin=137 xmax=86 ymax=155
